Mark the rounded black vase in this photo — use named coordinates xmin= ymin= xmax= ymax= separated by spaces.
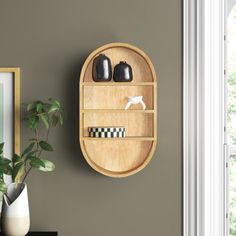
xmin=113 ymin=61 xmax=133 ymax=82
xmin=92 ymin=54 xmax=112 ymax=82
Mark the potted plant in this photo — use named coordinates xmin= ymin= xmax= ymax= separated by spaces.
xmin=0 ymin=98 xmax=63 ymax=236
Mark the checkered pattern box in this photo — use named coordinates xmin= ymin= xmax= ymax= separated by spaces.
xmin=88 ymin=127 xmax=125 ymax=138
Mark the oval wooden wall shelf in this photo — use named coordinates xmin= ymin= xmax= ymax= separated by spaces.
xmin=79 ymin=43 xmax=157 ymax=177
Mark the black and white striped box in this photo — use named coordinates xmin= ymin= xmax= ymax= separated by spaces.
xmin=88 ymin=127 xmax=125 ymax=138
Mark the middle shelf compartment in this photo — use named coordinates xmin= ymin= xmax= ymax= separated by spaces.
xmin=81 ymin=112 xmax=154 ymax=137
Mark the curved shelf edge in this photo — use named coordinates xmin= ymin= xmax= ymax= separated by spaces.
xmin=79 ymin=139 xmax=157 ymax=178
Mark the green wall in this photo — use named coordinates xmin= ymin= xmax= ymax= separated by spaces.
xmin=0 ymin=0 xmax=182 ymax=235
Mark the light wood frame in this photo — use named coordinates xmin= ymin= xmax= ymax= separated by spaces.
xmin=79 ymin=43 xmax=157 ymax=177
xmin=0 ymin=68 xmax=20 ymax=155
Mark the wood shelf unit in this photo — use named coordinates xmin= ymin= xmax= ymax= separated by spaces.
xmin=79 ymin=43 xmax=157 ymax=177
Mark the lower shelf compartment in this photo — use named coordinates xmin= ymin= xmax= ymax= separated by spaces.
xmin=81 ymin=140 xmax=155 ymax=176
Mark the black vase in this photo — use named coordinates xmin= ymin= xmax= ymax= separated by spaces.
xmin=113 ymin=61 xmax=133 ymax=82
xmin=92 ymin=54 xmax=112 ymax=82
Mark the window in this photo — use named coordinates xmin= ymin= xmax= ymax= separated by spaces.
xmin=184 ymin=1 xmax=225 ymax=236
xmin=227 ymin=3 xmax=236 ymax=235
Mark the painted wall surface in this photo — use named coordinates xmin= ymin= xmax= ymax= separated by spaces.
xmin=0 ymin=1 xmax=182 ymax=235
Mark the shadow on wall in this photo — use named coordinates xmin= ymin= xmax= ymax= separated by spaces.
xmin=63 ymin=53 xmax=91 ymax=175
xmin=63 ymin=50 xmax=108 ymax=178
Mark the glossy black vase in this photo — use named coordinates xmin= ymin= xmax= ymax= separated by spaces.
xmin=113 ymin=61 xmax=133 ymax=82
xmin=92 ymin=54 xmax=112 ymax=82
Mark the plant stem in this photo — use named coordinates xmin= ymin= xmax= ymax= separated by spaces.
xmin=21 ymin=166 xmax=32 ymax=184
xmin=46 ymin=127 xmax=50 ymax=142
xmin=22 ymin=128 xmax=39 ymax=182
xmin=35 ymin=128 xmax=39 ymax=150
xmin=21 ymin=127 xmax=51 ymax=183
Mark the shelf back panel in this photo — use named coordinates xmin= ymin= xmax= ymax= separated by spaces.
xmin=83 ymin=113 xmax=154 ymax=137
xmin=83 ymin=85 xmax=154 ymax=110
xmin=83 ymin=140 xmax=153 ymax=172
xmin=83 ymin=47 xmax=154 ymax=82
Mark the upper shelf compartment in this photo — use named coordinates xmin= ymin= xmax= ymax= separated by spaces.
xmin=81 ymin=44 xmax=156 ymax=83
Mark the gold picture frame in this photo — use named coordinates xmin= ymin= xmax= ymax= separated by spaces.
xmin=0 ymin=68 xmax=20 ymax=156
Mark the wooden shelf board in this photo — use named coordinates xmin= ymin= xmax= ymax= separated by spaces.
xmin=81 ymin=82 xmax=155 ymax=86
xmin=81 ymin=109 xmax=155 ymax=113
xmin=82 ymin=136 xmax=155 ymax=141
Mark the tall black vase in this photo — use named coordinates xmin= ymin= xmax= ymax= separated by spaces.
xmin=92 ymin=54 xmax=112 ymax=82
xmin=113 ymin=61 xmax=133 ymax=82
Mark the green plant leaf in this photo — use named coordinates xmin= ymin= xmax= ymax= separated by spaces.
xmin=40 ymin=113 xmax=50 ymax=129
xmin=22 ymin=142 xmax=35 ymax=157
xmin=39 ymin=141 xmax=53 ymax=151
xmin=29 ymin=156 xmax=46 ymax=169
xmin=13 ymin=154 xmax=21 ymax=164
xmin=51 ymin=114 xmax=59 ymax=127
xmin=59 ymin=114 xmax=63 ymax=125
xmin=0 ymin=164 xmax=13 ymax=175
xmin=48 ymin=99 xmax=60 ymax=113
xmin=12 ymin=161 xmax=24 ymax=183
xmin=0 ymin=142 xmax=4 ymax=153
xmin=36 ymin=102 xmax=43 ymax=113
xmin=49 ymin=104 xmax=59 ymax=113
xmin=0 ymin=158 xmax=11 ymax=165
xmin=28 ymin=115 xmax=39 ymax=129
xmin=0 ymin=181 xmax=7 ymax=193
xmin=27 ymin=102 xmax=36 ymax=112
xmin=25 ymin=150 xmax=38 ymax=161
xmin=51 ymin=98 xmax=60 ymax=106
xmin=32 ymin=159 xmax=55 ymax=172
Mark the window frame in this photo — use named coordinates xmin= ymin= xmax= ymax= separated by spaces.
xmin=183 ymin=0 xmax=226 ymax=236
